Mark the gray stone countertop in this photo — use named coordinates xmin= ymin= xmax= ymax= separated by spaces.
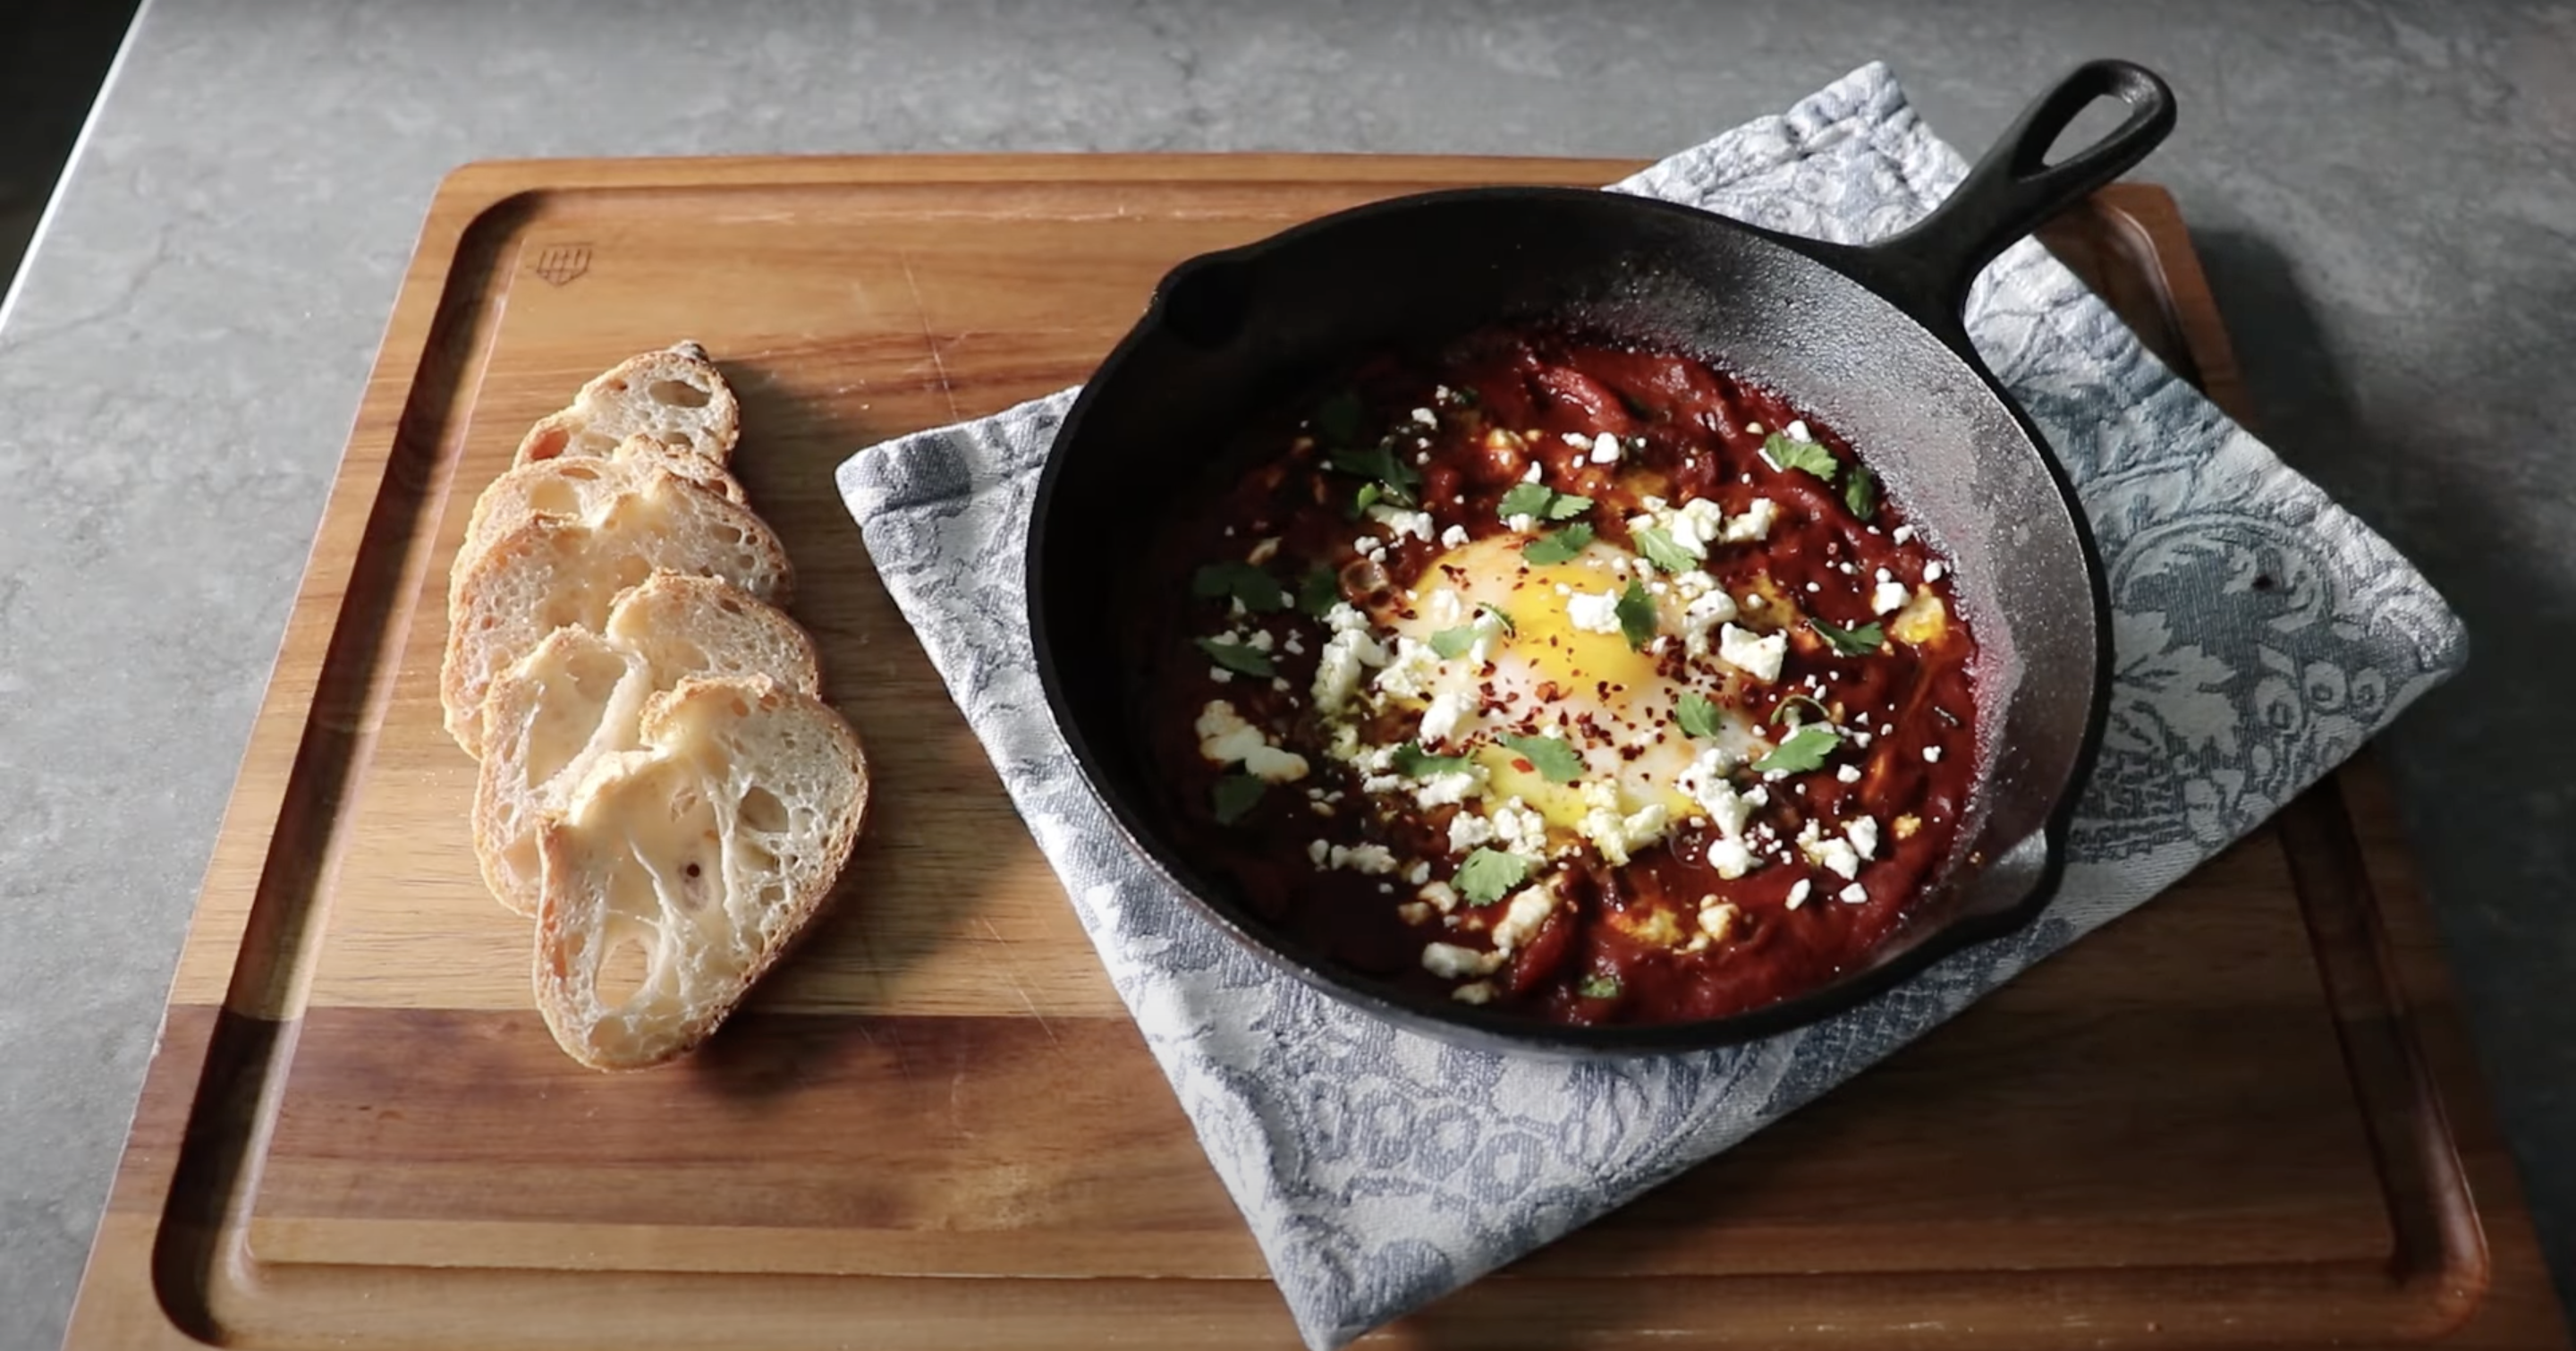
xmin=3 ymin=2 xmax=2569 ymax=1347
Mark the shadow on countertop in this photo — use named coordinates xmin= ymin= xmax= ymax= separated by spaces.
xmin=2195 ymin=225 xmax=2576 ymax=1312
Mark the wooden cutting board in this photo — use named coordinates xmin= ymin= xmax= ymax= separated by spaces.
xmin=65 ymin=156 xmax=2570 ymax=1351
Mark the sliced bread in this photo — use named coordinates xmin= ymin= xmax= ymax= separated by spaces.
xmin=452 ymin=435 xmax=748 ymax=608
xmin=532 ymin=674 xmax=869 ymax=1071
xmin=440 ymin=471 xmax=792 ymax=753
xmin=514 ymin=341 xmax=741 ymax=470
xmin=474 ymin=573 xmax=821 ymax=917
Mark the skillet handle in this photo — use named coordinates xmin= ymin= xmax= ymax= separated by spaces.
xmin=1843 ymin=59 xmax=2175 ymax=326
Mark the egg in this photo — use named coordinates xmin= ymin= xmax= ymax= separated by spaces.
xmin=1379 ymin=534 xmax=1772 ymax=837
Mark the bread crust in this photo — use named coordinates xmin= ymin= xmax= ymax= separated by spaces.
xmin=512 ymin=341 xmax=741 ymax=469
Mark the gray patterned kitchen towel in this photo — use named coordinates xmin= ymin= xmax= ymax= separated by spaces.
xmin=835 ymin=61 xmax=2465 ymax=1350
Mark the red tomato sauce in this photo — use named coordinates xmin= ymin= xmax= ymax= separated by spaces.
xmin=1130 ymin=327 xmax=1979 ymax=1025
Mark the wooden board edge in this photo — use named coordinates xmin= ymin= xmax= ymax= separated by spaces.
xmin=2093 ymin=185 xmax=2569 ymax=1346
xmin=431 ymin=150 xmax=1659 ymax=196
xmin=61 ymin=167 xmax=551 ymax=1351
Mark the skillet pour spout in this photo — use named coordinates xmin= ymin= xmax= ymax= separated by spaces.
xmin=1029 ymin=60 xmax=2175 ymax=1054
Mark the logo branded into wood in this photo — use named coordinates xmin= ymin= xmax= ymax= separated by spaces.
xmin=533 ymin=243 xmax=592 ymax=286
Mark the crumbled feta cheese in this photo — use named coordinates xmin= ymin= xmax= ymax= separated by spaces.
xmin=1311 ymin=603 xmax=1390 ymax=714
xmin=1418 ymin=880 xmax=1459 ymax=913
xmin=1419 ymin=691 xmax=1469 ymax=745
xmin=1521 ymin=461 xmax=1544 ymax=483
xmin=1195 ymin=701 xmax=1266 ymax=764
xmin=1840 ymin=882 xmax=1868 ymax=904
xmin=1327 ymin=843 xmax=1399 ymax=874
xmin=1307 ymin=839 xmax=1331 ymax=866
xmin=1564 ymin=588 xmax=1624 ymax=635
xmin=1411 ymin=406 xmax=1438 ymax=428
xmin=1245 ymin=630 xmax=1275 ymax=652
xmin=1784 ymin=420 xmax=1811 ymax=442
xmin=1372 ymin=636 xmax=1445 ymax=700
xmin=1562 ymin=430 xmax=1591 ymax=446
xmin=1490 ymin=883 xmax=1558 ymax=954
xmin=1871 ymin=580 xmax=1911 ymax=615
xmin=1925 ymin=745 xmax=1944 ymax=763
xmin=1892 ymin=524 xmax=1915 ymax=544
xmin=1246 ymin=536 xmax=1281 ymax=565
xmin=1488 ymin=797 xmax=1549 ymax=856
xmin=1744 ymin=421 xmax=1764 ymax=437
xmin=1846 ymin=815 xmax=1879 ymax=861
xmin=1707 ymin=837 xmax=1754 ymax=879
xmin=1396 ymin=901 xmax=1433 ymax=925
xmin=1671 ymin=569 xmax=1716 ymax=601
xmin=1717 ymin=624 xmax=1787 ymax=683
xmin=1678 ymin=749 xmax=1753 ymax=838
xmin=1405 ymin=860 xmax=1432 ymax=886
xmin=1924 ymin=561 xmax=1946 ymax=582
xmin=1577 ymin=780 xmax=1668 ymax=866
xmin=1240 ymin=743 xmax=1309 ymax=783
xmin=1682 ymin=590 xmax=1741 ymax=657
xmin=1439 ymin=523 xmax=1470 ymax=549
xmin=1807 ymin=837 xmax=1860 ymax=879
xmin=1698 ymin=901 xmax=1741 ymax=942
xmin=1786 ymin=879 xmax=1811 ymax=909
xmin=1423 ymin=588 xmax=1465 ymax=627
xmin=1836 ymin=764 xmax=1862 ymax=784
xmin=1589 ymin=431 xmax=1623 ymax=464
xmin=1450 ymin=980 xmax=1495 ymax=1005
xmin=1369 ymin=505 xmax=1435 ymax=542
xmin=1675 ymin=497 xmax=1727 ymax=544
xmin=1446 ymin=811 xmax=1496 ymax=853
xmin=1505 ymin=513 xmax=1537 ymax=533
xmin=1414 ymin=769 xmax=1483 ymax=810
xmin=1720 ymin=497 xmax=1778 ymax=544
xmin=1421 ymin=942 xmax=1503 ymax=980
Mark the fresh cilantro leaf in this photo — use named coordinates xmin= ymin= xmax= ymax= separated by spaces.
xmin=1455 ymin=848 xmax=1533 ymax=906
xmin=1499 ymin=733 xmax=1584 ymax=784
xmin=1764 ymin=431 xmax=1839 ymax=484
xmin=1479 ymin=603 xmax=1515 ymax=634
xmin=1314 ymin=389 xmax=1362 ymax=446
xmin=1614 ymin=579 xmax=1656 ymax=650
xmin=1211 ymin=774 xmax=1266 ymax=825
xmin=1809 ymin=616 xmax=1884 ymax=657
xmin=1579 ymin=973 xmax=1623 ymax=999
xmin=1297 ymin=566 xmax=1341 ymax=618
xmin=1754 ymin=723 xmax=1842 ymax=774
xmin=1392 ymin=742 xmax=1472 ymax=777
xmin=1497 ymin=482 xmax=1593 ymax=523
xmin=1768 ymin=692 xmax=1835 ymax=727
xmin=1631 ymin=524 xmax=1699 ymax=574
xmin=1521 ymin=523 xmax=1596 ymax=565
xmin=1190 ymin=561 xmax=1286 ymax=613
xmin=1844 ymin=463 xmax=1878 ymax=519
xmin=1350 ymin=480 xmax=1383 ymax=517
xmin=1428 ymin=625 xmax=1478 ymax=660
xmin=1674 ymin=692 xmax=1724 ymax=740
xmin=1196 ymin=637 xmax=1275 ymax=678
xmin=1326 ymin=439 xmax=1421 ymax=506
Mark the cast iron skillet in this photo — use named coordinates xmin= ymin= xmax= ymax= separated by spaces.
xmin=1029 ymin=60 xmax=2174 ymax=1054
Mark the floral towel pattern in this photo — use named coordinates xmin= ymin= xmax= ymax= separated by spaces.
xmin=835 ymin=62 xmax=2464 ymax=1351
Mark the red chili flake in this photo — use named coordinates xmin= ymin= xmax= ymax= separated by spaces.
xmin=1512 ymin=758 xmax=1535 ymax=773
